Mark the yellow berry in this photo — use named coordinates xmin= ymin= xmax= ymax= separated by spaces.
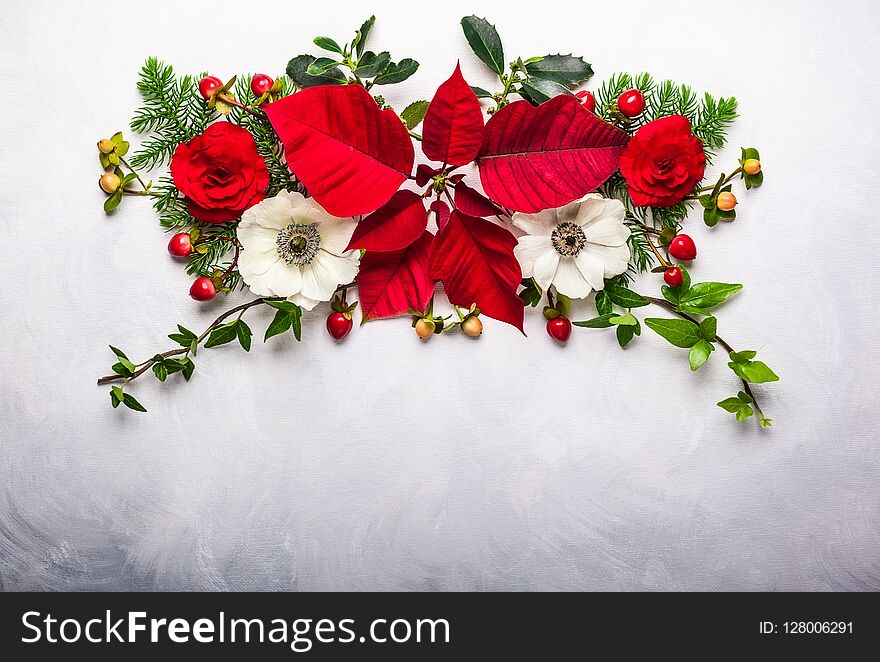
xmin=97 ymin=138 xmax=115 ymax=154
xmin=415 ymin=318 xmax=435 ymax=340
xmin=742 ymin=159 xmax=761 ymax=175
xmin=99 ymin=172 xmax=121 ymax=194
xmin=717 ymin=191 xmax=737 ymax=212
xmin=461 ymin=316 xmax=483 ymax=337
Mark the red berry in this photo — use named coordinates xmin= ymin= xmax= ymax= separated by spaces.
xmin=326 ymin=312 xmax=353 ymax=341
xmin=575 ymin=90 xmax=596 ymax=113
xmin=617 ymin=89 xmax=645 ymax=117
xmin=546 ymin=316 xmax=572 ymax=344
xmin=167 ymin=232 xmax=193 ymax=258
xmin=668 ymin=234 xmax=697 ymax=261
xmin=198 ymin=76 xmax=223 ymax=100
xmin=250 ymin=73 xmax=274 ymax=97
xmin=664 ymin=267 xmax=683 ymax=287
xmin=189 ymin=277 xmax=217 ymax=301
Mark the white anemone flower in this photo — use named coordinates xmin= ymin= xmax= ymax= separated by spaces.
xmin=512 ymin=194 xmax=631 ymax=299
xmin=236 ymin=191 xmax=359 ymax=310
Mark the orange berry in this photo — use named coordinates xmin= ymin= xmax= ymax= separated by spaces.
xmin=99 ymin=172 xmax=121 ymax=193
xmin=743 ymin=159 xmax=761 ymax=175
xmin=717 ymin=191 xmax=737 ymax=212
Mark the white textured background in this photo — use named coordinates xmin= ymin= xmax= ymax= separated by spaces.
xmin=1 ymin=0 xmax=878 ymax=591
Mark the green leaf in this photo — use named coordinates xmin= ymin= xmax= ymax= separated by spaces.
xmin=400 ymin=100 xmax=429 ymax=129
xmin=703 ymin=206 xmax=720 ymax=227
xmin=265 ymin=309 xmax=292 ymax=341
xmin=679 ymin=282 xmax=743 ymax=310
xmin=735 ymin=405 xmax=755 ymax=422
xmin=110 ymin=346 xmax=136 ymax=373
xmin=699 ymin=316 xmax=717 ymax=340
xmin=688 ymin=339 xmax=714 ymax=371
xmin=609 ymin=312 xmax=637 ymax=326
xmin=286 ymin=54 xmax=346 ymax=87
xmin=644 ymin=318 xmax=701 ymax=348
xmin=518 ymin=278 xmax=542 ymax=307
xmin=461 ymin=15 xmax=505 ymax=75
xmin=616 ymin=324 xmax=635 ymax=348
xmin=728 ymin=359 xmax=779 ymax=384
xmin=152 ymin=362 xmax=169 ymax=382
xmin=264 ymin=300 xmax=298 ymax=312
xmin=675 ymin=304 xmax=712 ymax=317
xmin=661 ymin=284 xmax=681 ymax=305
xmin=745 ymin=170 xmax=764 ymax=190
xmin=604 ymin=283 xmax=649 ymax=308
xmin=204 ymin=321 xmax=239 ymax=348
xmin=573 ymin=314 xmax=614 ymax=328
xmin=373 ymin=58 xmax=420 ymax=85
xmin=524 ymin=54 xmax=592 ymax=86
xmin=111 ymin=362 xmax=133 ymax=377
xmin=595 ymin=290 xmax=613 ymax=315
xmin=355 ymin=16 xmax=375 ymax=57
xmin=354 ymin=51 xmax=391 ymax=78
xmin=237 ymin=319 xmax=252 ymax=352
xmin=741 ymin=146 xmax=760 ymax=161
xmin=471 ymin=86 xmax=493 ymax=99
xmin=103 ymin=191 xmax=122 ymax=213
xmin=168 ymin=324 xmax=197 ymax=347
xmin=729 ymin=350 xmax=757 ymax=363
xmin=110 ymin=345 xmax=128 ymax=360
xmin=313 ymin=36 xmax=343 ymax=54
xmin=307 ymin=57 xmax=342 ymax=76
xmin=519 ymin=77 xmax=572 ymax=104
xmin=758 ymin=415 xmax=773 ymax=428
xmin=290 ymin=305 xmax=303 ymax=341
xmin=110 ymin=386 xmax=124 ymax=408
xmin=179 ymin=357 xmax=195 ymax=381
xmin=122 ymin=393 xmax=147 ymax=413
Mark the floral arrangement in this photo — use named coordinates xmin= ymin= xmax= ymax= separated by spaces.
xmin=97 ymin=15 xmax=777 ymax=425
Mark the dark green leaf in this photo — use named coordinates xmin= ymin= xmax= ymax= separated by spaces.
xmin=573 ymin=314 xmax=614 ymax=328
xmin=237 ymin=320 xmax=252 ymax=352
xmin=519 ymin=77 xmax=572 ymax=104
xmin=689 ymin=339 xmax=714 ymax=371
xmin=595 ymin=290 xmax=613 ymax=315
xmin=168 ymin=324 xmax=197 ymax=346
xmin=699 ymin=316 xmax=717 ymax=340
xmin=121 ymin=393 xmax=147 ymax=413
xmin=373 ymin=58 xmax=420 ymax=85
xmin=354 ymin=51 xmax=391 ymax=77
xmin=313 ymin=36 xmax=343 ymax=54
xmin=179 ymin=357 xmax=195 ymax=381
xmin=679 ymin=282 xmax=743 ymax=309
xmin=111 ymin=362 xmax=133 ymax=377
xmin=110 ymin=387 xmax=124 ymax=408
xmin=265 ymin=299 xmax=298 ymax=311
xmin=152 ymin=362 xmax=168 ymax=382
xmin=103 ymin=191 xmax=122 ymax=213
xmin=644 ymin=318 xmax=701 ymax=348
xmin=290 ymin=305 xmax=303 ymax=341
xmin=355 ymin=16 xmax=375 ymax=57
xmin=604 ymin=283 xmax=649 ymax=308
xmin=460 ymin=15 xmax=505 ymax=75
xmin=307 ymin=57 xmax=342 ymax=76
xmin=703 ymin=206 xmax=720 ymax=227
xmin=400 ymin=100 xmax=429 ymax=129
xmin=518 ymin=278 xmax=542 ymax=307
xmin=286 ymin=54 xmax=346 ymax=87
xmin=728 ymin=359 xmax=779 ymax=383
xmin=265 ymin=309 xmax=292 ymax=341
xmin=109 ymin=345 xmax=128 ymax=360
xmin=616 ymin=324 xmax=635 ymax=348
xmin=661 ymin=284 xmax=681 ymax=305
xmin=471 ymin=86 xmax=493 ymax=99
xmin=204 ymin=321 xmax=239 ymax=348
xmin=524 ymin=54 xmax=592 ymax=86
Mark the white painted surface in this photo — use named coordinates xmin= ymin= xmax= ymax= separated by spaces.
xmin=1 ymin=0 xmax=878 ymax=590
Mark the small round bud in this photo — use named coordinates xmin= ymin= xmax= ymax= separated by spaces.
xmin=99 ymin=172 xmax=121 ymax=194
xmin=415 ymin=318 xmax=435 ymax=340
xmin=717 ymin=191 xmax=737 ymax=212
xmin=97 ymin=138 xmax=115 ymax=154
xmin=461 ymin=316 xmax=483 ymax=337
xmin=742 ymin=159 xmax=761 ymax=175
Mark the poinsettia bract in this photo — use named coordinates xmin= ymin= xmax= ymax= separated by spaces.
xmin=421 ymin=63 xmax=484 ymax=166
xmin=357 ymin=231 xmax=435 ymax=321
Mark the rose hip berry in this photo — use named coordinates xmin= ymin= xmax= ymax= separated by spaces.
xmin=189 ymin=277 xmax=217 ymax=301
xmin=546 ymin=316 xmax=572 ymax=344
xmin=250 ymin=74 xmax=274 ymax=97
xmin=326 ymin=312 xmax=353 ymax=341
xmin=167 ymin=232 xmax=193 ymax=258
xmin=668 ymin=234 xmax=697 ymax=261
xmin=664 ymin=267 xmax=683 ymax=287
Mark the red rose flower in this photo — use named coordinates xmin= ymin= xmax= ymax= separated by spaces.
xmin=170 ymin=122 xmax=269 ymax=223
xmin=619 ymin=115 xmax=706 ymax=207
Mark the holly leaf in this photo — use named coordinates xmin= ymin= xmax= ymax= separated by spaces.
xmin=453 ymin=180 xmax=504 ymax=218
xmin=644 ymin=318 xmax=701 ymax=348
xmin=357 ymin=231 xmax=435 ymax=322
xmin=471 ymin=86 xmax=493 ymax=99
xmin=524 ymin=54 xmax=593 ymax=86
xmin=373 ymin=58 xmax=420 ymax=85
xmin=603 ymin=283 xmax=649 ymax=308
xmin=286 ymin=54 xmax=346 ymax=87
xmin=355 ymin=16 xmax=375 ymax=57
xmin=518 ymin=277 xmax=542 ymax=307
xmin=678 ymin=282 xmax=743 ymax=310
xmin=265 ymin=84 xmax=414 ymax=217
xmin=519 ymin=77 xmax=573 ymax=104
xmin=354 ymin=51 xmax=391 ymax=78
xmin=346 ymin=190 xmax=428 ymax=252
xmin=400 ymin=100 xmax=429 ymax=129
xmin=476 ymin=95 xmax=629 ymax=212
xmin=307 ymin=57 xmax=342 ymax=76
xmin=430 ymin=211 xmax=523 ymax=331
xmin=460 ymin=16 xmax=505 ymax=75
xmin=422 ymin=64 xmax=484 ymax=166
xmin=689 ymin=339 xmax=714 ymax=371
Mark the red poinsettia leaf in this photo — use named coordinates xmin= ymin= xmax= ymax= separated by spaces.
xmin=430 ymin=199 xmax=451 ymax=232
xmin=453 ymin=180 xmax=504 ymax=217
xmin=346 ymin=190 xmax=428 ymax=252
xmin=422 ymin=63 xmax=484 ymax=166
xmin=415 ymin=164 xmax=441 ymax=187
xmin=476 ymin=94 xmax=629 ymax=213
xmin=264 ymin=84 xmax=414 ymax=217
xmin=429 ymin=210 xmax=524 ymax=331
xmin=357 ymin=231 xmax=435 ymax=321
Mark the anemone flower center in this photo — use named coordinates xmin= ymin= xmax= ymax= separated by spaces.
xmin=551 ymin=221 xmax=587 ymax=257
xmin=276 ymin=223 xmax=320 ymax=266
